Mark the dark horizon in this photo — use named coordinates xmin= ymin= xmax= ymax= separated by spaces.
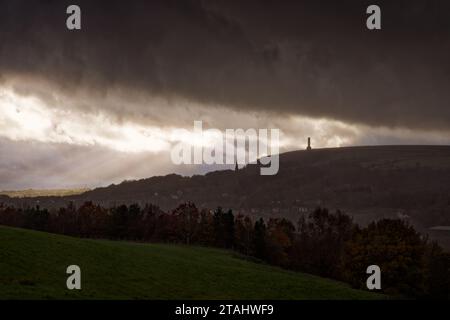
xmin=1 ymin=0 xmax=449 ymax=189
xmin=2 ymin=143 xmax=450 ymax=193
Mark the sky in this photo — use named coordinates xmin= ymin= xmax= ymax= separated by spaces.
xmin=0 ymin=0 xmax=449 ymax=190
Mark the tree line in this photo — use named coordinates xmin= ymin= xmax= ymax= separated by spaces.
xmin=0 ymin=201 xmax=448 ymax=299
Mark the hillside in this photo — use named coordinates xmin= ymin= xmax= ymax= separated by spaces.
xmin=2 ymin=145 xmax=450 ymax=245
xmin=0 ymin=225 xmax=382 ymax=300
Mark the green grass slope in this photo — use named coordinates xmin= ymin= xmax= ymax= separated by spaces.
xmin=0 ymin=226 xmax=383 ymax=300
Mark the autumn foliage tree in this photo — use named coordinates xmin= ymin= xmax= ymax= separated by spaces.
xmin=293 ymin=208 xmax=353 ymax=278
xmin=343 ymin=219 xmax=430 ymax=297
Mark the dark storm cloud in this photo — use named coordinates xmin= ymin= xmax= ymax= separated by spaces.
xmin=0 ymin=0 xmax=449 ymax=130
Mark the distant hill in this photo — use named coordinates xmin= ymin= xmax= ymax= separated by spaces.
xmin=0 ymin=188 xmax=89 ymax=198
xmin=2 ymin=145 xmax=450 ymax=245
xmin=0 ymin=225 xmax=382 ymax=299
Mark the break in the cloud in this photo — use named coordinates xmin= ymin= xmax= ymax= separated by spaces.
xmin=0 ymin=0 xmax=449 ymax=189
xmin=1 ymin=82 xmax=449 ymax=190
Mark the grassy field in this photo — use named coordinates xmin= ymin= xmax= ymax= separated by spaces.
xmin=0 ymin=225 xmax=384 ymax=300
